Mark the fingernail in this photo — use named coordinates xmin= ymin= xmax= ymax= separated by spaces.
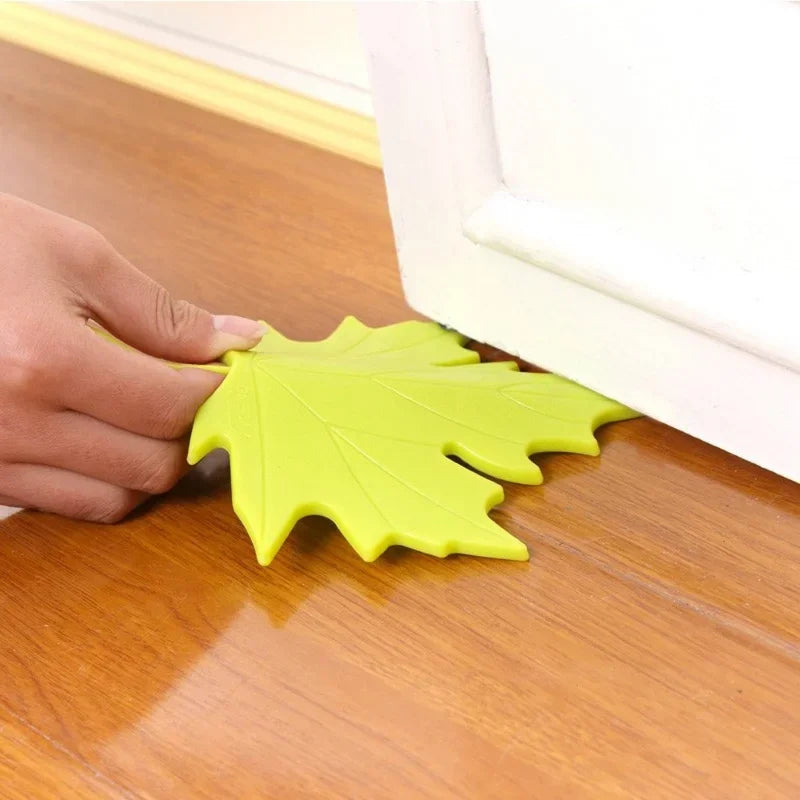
xmin=212 ymin=315 xmax=267 ymax=342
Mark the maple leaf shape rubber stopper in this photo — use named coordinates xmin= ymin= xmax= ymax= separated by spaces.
xmin=187 ymin=317 xmax=639 ymax=565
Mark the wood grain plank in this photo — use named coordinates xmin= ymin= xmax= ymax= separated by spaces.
xmin=500 ymin=421 xmax=800 ymax=651
xmin=0 ymin=706 xmax=122 ymax=800
xmin=1 ymin=493 xmax=799 ymax=799
xmin=1 ymin=40 xmax=799 ymax=799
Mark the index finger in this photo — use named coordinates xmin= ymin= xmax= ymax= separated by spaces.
xmin=60 ymin=324 xmax=225 ymax=439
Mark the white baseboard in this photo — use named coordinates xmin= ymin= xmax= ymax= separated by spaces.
xmin=402 ymin=242 xmax=800 ymax=484
xmin=32 ymin=1 xmax=373 ymax=115
xmin=0 ymin=2 xmax=380 ymax=166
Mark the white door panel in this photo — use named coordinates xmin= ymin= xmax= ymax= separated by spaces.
xmin=361 ymin=2 xmax=800 ymax=482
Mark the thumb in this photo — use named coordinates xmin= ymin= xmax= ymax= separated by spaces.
xmin=78 ymin=241 xmax=266 ymax=363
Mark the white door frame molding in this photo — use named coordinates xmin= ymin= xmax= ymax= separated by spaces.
xmin=361 ymin=2 xmax=799 ymax=482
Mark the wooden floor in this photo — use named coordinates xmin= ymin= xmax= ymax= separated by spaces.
xmin=1 ymin=42 xmax=799 ymax=800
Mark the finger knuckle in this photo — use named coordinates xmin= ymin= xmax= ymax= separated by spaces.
xmin=152 ymin=289 xmax=200 ymax=344
xmin=0 ymin=341 xmax=50 ymax=396
xmin=83 ymin=495 xmax=132 ymax=524
xmin=151 ymin=396 xmax=193 ymax=440
xmin=58 ymin=222 xmax=110 ymax=275
xmin=0 ymin=330 xmax=76 ymax=402
xmin=136 ymin=449 xmax=183 ymax=495
xmin=91 ymin=504 xmax=129 ymax=524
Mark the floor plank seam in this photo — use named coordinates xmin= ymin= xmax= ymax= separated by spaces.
xmin=515 ymin=520 xmax=800 ymax=663
xmin=1 ymin=703 xmax=138 ymax=799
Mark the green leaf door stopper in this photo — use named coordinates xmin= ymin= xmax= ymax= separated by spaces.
xmin=181 ymin=317 xmax=640 ymax=565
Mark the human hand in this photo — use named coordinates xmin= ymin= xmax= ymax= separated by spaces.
xmin=0 ymin=194 xmax=264 ymax=521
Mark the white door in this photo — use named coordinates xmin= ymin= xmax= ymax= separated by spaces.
xmin=361 ymin=1 xmax=800 ymax=483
